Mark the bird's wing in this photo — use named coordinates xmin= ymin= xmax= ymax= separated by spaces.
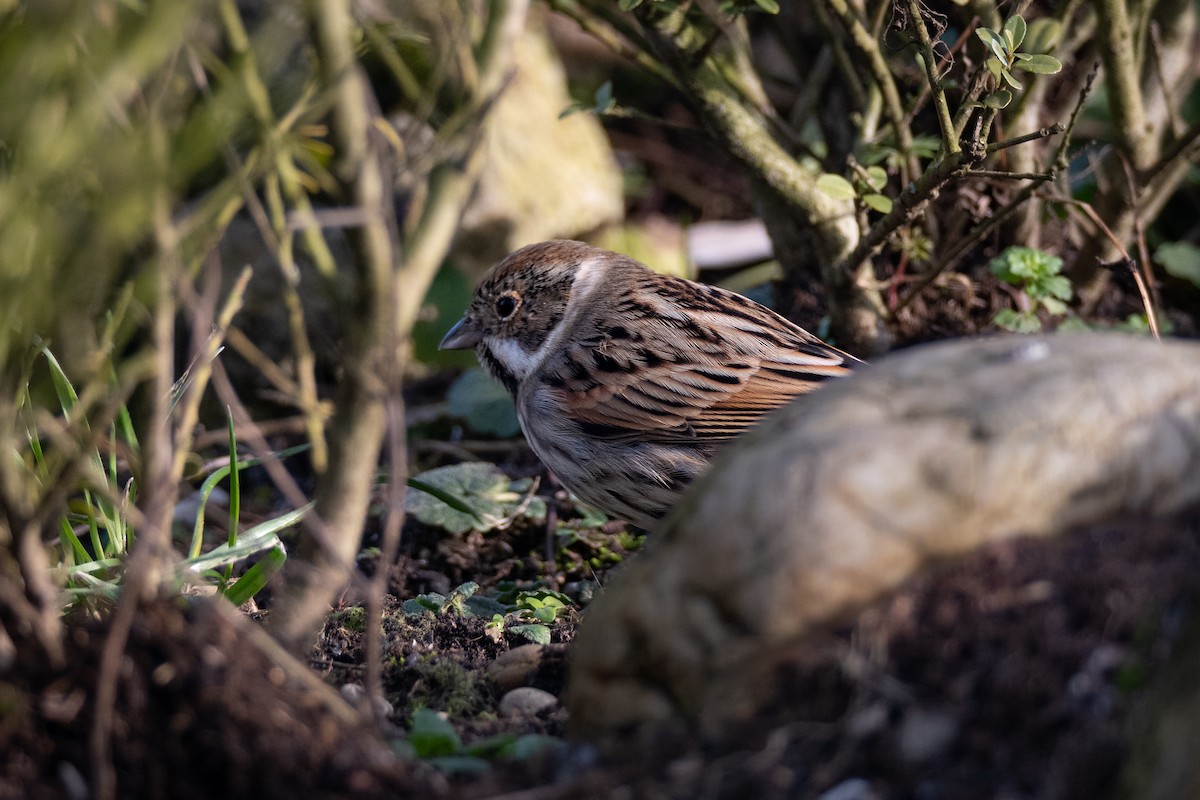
xmin=542 ymin=282 xmax=856 ymax=443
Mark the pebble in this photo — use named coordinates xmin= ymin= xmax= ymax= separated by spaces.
xmin=340 ymin=683 xmax=394 ymax=718
xmin=499 ymin=687 xmax=558 ymax=717
xmin=487 ymin=644 xmax=545 ymax=690
xmin=898 ymin=707 xmax=958 ymax=764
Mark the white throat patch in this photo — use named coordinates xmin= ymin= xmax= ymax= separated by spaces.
xmin=484 ymin=254 xmax=608 ymax=381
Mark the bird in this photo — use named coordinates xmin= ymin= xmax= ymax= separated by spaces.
xmin=439 ymin=240 xmax=859 ymax=529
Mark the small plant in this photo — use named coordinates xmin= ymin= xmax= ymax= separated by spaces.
xmin=397 ymin=708 xmax=564 ymax=775
xmin=817 ymin=166 xmax=893 ymax=215
xmin=406 ymin=462 xmax=546 ymax=534
xmin=975 ymin=15 xmax=1063 ymax=108
xmin=990 ymin=246 xmax=1072 ymax=332
xmin=23 ymin=345 xmax=296 ymax=609
xmin=403 ymin=581 xmax=574 ymax=645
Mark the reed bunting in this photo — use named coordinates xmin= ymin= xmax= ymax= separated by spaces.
xmin=440 ymin=240 xmax=858 ymax=529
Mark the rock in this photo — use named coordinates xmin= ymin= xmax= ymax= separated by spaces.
xmin=567 ymin=334 xmax=1200 ymax=740
xmin=487 ymin=644 xmax=546 ymax=691
xmin=499 ymin=687 xmax=558 ymax=717
xmin=340 ymin=683 xmax=394 ymax=719
xmin=817 ymin=778 xmax=876 ymax=800
xmin=897 ymin=707 xmax=958 ymax=764
xmin=453 ymin=20 xmax=623 ymax=274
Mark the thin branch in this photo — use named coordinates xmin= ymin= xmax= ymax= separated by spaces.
xmin=986 ymin=123 xmax=1065 ymax=154
xmin=836 ymin=148 xmax=978 ymax=276
xmin=820 ymin=0 xmax=919 ymax=181
xmin=547 ymin=0 xmax=680 ymax=88
xmin=961 ymin=169 xmax=1055 ymax=181
xmin=1048 ymin=193 xmax=1160 ymax=340
xmin=1144 ymin=115 xmax=1200 ymax=182
xmin=891 ymin=178 xmax=1041 ymax=316
xmin=906 ymin=0 xmax=959 ymax=155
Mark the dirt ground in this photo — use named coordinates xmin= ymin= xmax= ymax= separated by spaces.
xmin=3 ymin=495 xmax=1198 ymax=799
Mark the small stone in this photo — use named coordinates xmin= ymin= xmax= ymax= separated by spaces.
xmin=487 ymin=644 xmax=545 ymax=691
xmin=898 ymin=707 xmax=958 ymax=764
xmin=817 ymin=778 xmax=875 ymax=800
xmin=499 ymin=687 xmax=558 ymax=717
xmin=340 ymin=683 xmax=394 ymax=718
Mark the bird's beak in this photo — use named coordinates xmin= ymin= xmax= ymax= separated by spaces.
xmin=439 ymin=316 xmax=483 ymax=350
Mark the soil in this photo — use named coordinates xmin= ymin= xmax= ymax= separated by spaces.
xmin=3 ymin=496 xmax=1198 ymax=799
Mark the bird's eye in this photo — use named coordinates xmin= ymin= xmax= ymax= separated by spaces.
xmin=495 ymin=293 xmax=520 ymax=319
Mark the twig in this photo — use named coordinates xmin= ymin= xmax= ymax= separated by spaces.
xmin=820 ymin=0 xmax=919 ymax=181
xmin=1143 ymin=116 xmax=1200 ymax=182
xmin=836 ymin=148 xmax=977 ymax=276
xmin=1052 ymin=63 xmax=1099 ymax=169
xmin=908 ymin=18 xmax=979 ymax=126
xmin=1120 ymin=153 xmax=1163 ymax=328
xmin=92 ymin=132 xmax=186 ymax=800
xmin=1042 ymin=192 xmax=1160 ymax=340
xmin=906 ymin=0 xmax=959 ymax=155
xmin=961 ymin=169 xmax=1055 ymax=181
xmin=891 ymin=178 xmax=1041 ymax=316
xmin=1147 ymin=21 xmax=1184 ymax=139
xmin=547 ymin=0 xmax=680 ymax=88
xmin=986 ymin=123 xmax=1065 ymax=154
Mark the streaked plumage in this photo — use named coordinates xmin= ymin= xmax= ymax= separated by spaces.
xmin=440 ymin=240 xmax=858 ymax=529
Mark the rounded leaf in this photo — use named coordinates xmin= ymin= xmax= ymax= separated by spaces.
xmin=1025 ymin=18 xmax=1062 ymax=54
xmin=983 ymin=89 xmax=1013 ymax=109
xmin=1002 ymin=15 xmax=1026 ymax=51
xmin=816 ymin=173 xmax=856 ymax=200
xmin=865 ymin=166 xmax=888 ymax=190
xmin=976 ymin=28 xmax=1010 ymax=62
xmin=863 ymin=193 xmax=893 ymax=214
xmin=1013 ymin=53 xmax=1062 ymax=74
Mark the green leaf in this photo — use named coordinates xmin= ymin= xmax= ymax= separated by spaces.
xmin=1039 ymin=296 xmax=1069 ymax=315
xmin=985 ymin=56 xmax=1004 ymax=82
xmin=406 ymin=462 xmax=544 ymax=534
xmin=447 ymin=368 xmax=520 ymax=437
xmin=1013 ymin=53 xmax=1062 ymax=74
xmin=1154 ymin=241 xmax=1200 ymax=287
xmin=864 ymin=166 xmax=888 ymax=190
xmin=976 ymin=28 xmax=1010 ymax=62
xmin=403 ymin=594 xmax=446 ymax=615
xmin=1041 ymin=274 xmax=1073 ymax=302
xmin=509 ymin=623 xmax=551 ymax=644
xmin=179 ymin=504 xmax=304 ymax=575
xmin=753 ymin=0 xmax=780 ymax=12
xmin=1002 ymin=15 xmax=1026 ymax=51
xmin=983 ymin=89 xmax=1013 ymax=109
xmin=222 ymin=545 xmax=286 ymax=606
xmin=816 ymin=173 xmax=856 ymax=200
xmin=42 ymin=347 xmax=81 ymax=420
xmin=862 ymin=193 xmax=893 ymax=214
xmin=409 ymin=709 xmax=462 ymax=758
xmin=1024 ymin=18 xmax=1062 ymax=54
xmin=994 ymin=309 xmax=1043 ymax=333
xmin=592 ymin=80 xmax=615 ymax=114
xmin=1001 ymin=68 xmax=1023 ymax=90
